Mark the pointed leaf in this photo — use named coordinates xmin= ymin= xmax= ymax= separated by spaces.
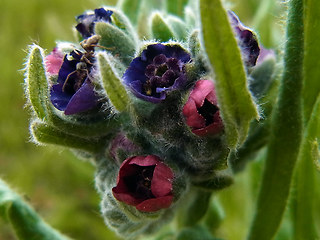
xmin=25 ymin=45 xmax=49 ymax=119
xmin=98 ymin=52 xmax=130 ymax=112
xmin=200 ymin=0 xmax=258 ymax=148
xmin=110 ymin=8 xmax=138 ymax=43
xmin=46 ymin=102 xmax=123 ymax=138
xmin=95 ymin=22 xmax=136 ymax=66
xmin=0 ymin=179 xmax=69 ymax=240
xmin=150 ymin=13 xmax=175 ymax=42
xmin=31 ymin=120 xmax=107 ymax=153
xmin=167 ymin=16 xmax=188 ymax=41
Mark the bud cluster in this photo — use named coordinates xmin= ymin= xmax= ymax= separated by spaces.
xmin=24 ymin=4 xmax=275 ymax=239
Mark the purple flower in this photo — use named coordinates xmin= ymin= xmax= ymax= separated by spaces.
xmin=112 ymin=155 xmax=174 ymax=212
xmin=228 ymin=11 xmax=260 ymax=67
xmin=183 ymin=80 xmax=223 ymax=137
xmin=123 ymin=43 xmax=191 ymax=103
xmin=76 ymin=8 xmax=113 ymax=39
xmin=50 ymin=50 xmax=99 ymax=115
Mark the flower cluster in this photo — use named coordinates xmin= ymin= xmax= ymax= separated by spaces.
xmin=25 ymin=3 xmax=274 ymax=239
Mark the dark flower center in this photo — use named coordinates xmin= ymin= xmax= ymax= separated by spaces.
xmin=143 ymin=54 xmax=183 ymax=96
xmin=123 ymin=165 xmax=156 ymax=200
xmin=197 ymin=99 xmax=219 ymax=126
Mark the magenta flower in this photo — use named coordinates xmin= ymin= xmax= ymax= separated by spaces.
xmin=112 ymin=155 xmax=174 ymax=212
xmin=183 ymin=80 xmax=223 ymax=137
xmin=228 ymin=11 xmax=260 ymax=67
xmin=45 ymin=48 xmax=64 ymax=75
xmin=123 ymin=43 xmax=191 ymax=103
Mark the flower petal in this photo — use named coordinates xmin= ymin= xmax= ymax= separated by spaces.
xmin=50 ymin=83 xmax=71 ymax=111
xmin=64 ymin=79 xmax=98 ymax=115
xmin=135 ymin=196 xmax=173 ymax=212
xmin=151 ymin=162 xmax=174 ymax=197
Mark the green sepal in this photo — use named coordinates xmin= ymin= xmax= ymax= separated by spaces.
xmin=184 ymin=7 xmax=197 ymax=29
xmin=151 ymin=13 xmax=175 ymax=42
xmin=31 ymin=120 xmax=108 ymax=154
xmin=95 ymin=22 xmax=136 ymax=66
xmin=46 ymin=102 xmax=124 ymax=138
xmin=109 ymin=8 xmax=138 ymax=43
xmin=166 ymin=0 xmax=189 ymax=18
xmin=25 ymin=45 xmax=49 ymax=119
xmin=188 ymin=30 xmax=201 ymax=58
xmin=200 ymin=0 xmax=259 ymax=148
xmin=117 ymin=0 xmax=142 ymax=25
xmin=249 ymin=57 xmax=276 ymax=99
xmin=167 ymin=16 xmax=188 ymax=41
xmin=176 ymin=225 xmax=220 ymax=240
xmin=0 ymin=178 xmax=70 ymax=240
xmin=192 ymin=175 xmax=234 ymax=191
xmin=98 ymin=52 xmax=130 ymax=112
xmin=188 ymin=30 xmax=209 ymax=76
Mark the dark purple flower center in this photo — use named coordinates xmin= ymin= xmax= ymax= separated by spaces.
xmin=123 ymin=165 xmax=156 ymax=200
xmin=197 ymin=99 xmax=219 ymax=126
xmin=143 ymin=54 xmax=183 ymax=96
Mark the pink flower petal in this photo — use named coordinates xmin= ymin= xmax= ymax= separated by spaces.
xmin=151 ymin=162 xmax=174 ymax=197
xmin=136 ymin=196 xmax=173 ymax=212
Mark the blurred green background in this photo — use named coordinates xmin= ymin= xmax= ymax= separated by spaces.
xmin=1 ymin=0 xmax=308 ymax=240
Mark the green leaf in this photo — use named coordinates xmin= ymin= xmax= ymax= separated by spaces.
xmin=292 ymin=94 xmax=320 ymax=240
xmin=117 ymin=0 xmax=142 ymax=25
xmin=166 ymin=0 xmax=189 ymax=18
xmin=303 ymin=0 xmax=320 ymax=122
xmin=167 ymin=16 xmax=188 ymax=41
xmin=98 ymin=52 xmax=130 ymax=112
xmin=25 ymin=45 xmax=49 ymax=119
xmin=95 ymin=22 xmax=136 ymax=66
xmin=0 ymin=179 xmax=70 ymax=240
xmin=110 ymin=8 xmax=138 ymax=42
xmin=200 ymin=0 xmax=258 ymax=148
xmin=31 ymin=120 xmax=107 ymax=153
xmin=312 ymin=141 xmax=320 ymax=171
xmin=247 ymin=0 xmax=304 ymax=239
xmin=151 ymin=13 xmax=175 ymax=42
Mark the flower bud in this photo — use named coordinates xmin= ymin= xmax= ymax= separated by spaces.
xmin=112 ymin=155 xmax=174 ymax=212
xmin=183 ymin=80 xmax=224 ymax=137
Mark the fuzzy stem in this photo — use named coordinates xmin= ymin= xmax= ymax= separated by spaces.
xmin=247 ymin=0 xmax=304 ymax=239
